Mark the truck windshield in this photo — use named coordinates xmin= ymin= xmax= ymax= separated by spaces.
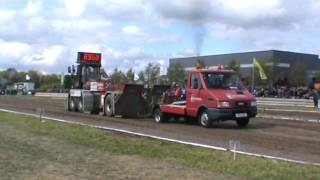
xmin=204 ymin=72 xmax=243 ymax=90
xmin=82 ymin=66 xmax=100 ymax=81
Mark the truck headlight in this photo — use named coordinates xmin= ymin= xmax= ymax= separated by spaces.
xmin=218 ymin=101 xmax=230 ymax=108
xmin=250 ymin=101 xmax=257 ymax=107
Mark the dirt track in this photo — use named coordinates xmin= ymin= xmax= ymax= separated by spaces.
xmin=0 ymin=95 xmax=320 ymax=164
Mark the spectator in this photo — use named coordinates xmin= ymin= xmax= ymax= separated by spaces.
xmin=311 ymin=88 xmax=319 ymax=108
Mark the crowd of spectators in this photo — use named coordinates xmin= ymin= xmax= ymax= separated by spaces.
xmin=252 ymin=86 xmax=315 ymax=99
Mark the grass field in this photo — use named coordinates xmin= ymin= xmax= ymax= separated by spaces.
xmin=0 ymin=112 xmax=319 ymax=180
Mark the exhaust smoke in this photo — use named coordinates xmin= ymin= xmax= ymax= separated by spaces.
xmin=194 ymin=26 xmax=207 ymax=56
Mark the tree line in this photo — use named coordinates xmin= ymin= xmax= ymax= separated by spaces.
xmin=0 ymin=68 xmax=66 ymax=89
xmin=1 ymin=59 xmax=319 ymax=90
xmin=0 ymin=63 xmax=187 ymax=89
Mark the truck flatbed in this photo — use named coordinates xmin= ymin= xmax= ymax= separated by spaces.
xmin=160 ymin=101 xmax=187 ymax=116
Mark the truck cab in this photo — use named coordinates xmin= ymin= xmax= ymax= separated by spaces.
xmin=154 ymin=67 xmax=257 ymax=128
xmin=67 ymin=52 xmax=104 ymax=114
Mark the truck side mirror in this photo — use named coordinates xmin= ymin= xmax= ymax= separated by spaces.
xmin=72 ymin=65 xmax=76 ymax=74
xmin=68 ymin=66 xmax=71 ymax=74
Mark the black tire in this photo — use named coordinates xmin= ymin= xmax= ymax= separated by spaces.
xmin=77 ymin=98 xmax=84 ymax=112
xmin=153 ymin=108 xmax=168 ymax=123
xmin=104 ymin=95 xmax=113 ymax=117
xmin=69 ymin=97 xmax=77 ymax=111
xmin=198 ymin=109 xmax=212 ymax=128
xmin=236 ymin=118 xmax=250 ymax=127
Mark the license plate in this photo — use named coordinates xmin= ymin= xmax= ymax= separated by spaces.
xmin=235 ymin=113 xmax=247 ymax=118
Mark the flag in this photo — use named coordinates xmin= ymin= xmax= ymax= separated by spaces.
xmin=26 ymin=74 xmax=31 ymax=81
xmin=253 ymin=58 xmax=267 ymax=80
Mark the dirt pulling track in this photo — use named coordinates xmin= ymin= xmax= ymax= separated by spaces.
xmin=0 ymin=95 xmax=320 ymax=165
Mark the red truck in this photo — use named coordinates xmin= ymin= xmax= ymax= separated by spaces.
xmin=153 ymin=67 xmax=257 ymax=128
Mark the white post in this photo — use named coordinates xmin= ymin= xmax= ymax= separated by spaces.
xmin=233 ymin=143 xmax=236 ymax=160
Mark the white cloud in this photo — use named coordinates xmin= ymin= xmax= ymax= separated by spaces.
xmin=22 ymin=45 xmax=64 ymax=66
xmin=149 ymin=0 xmax=320 ymax=53
xmin=0 ymin=39 xmax=31 ymax=58
xmin=27 ymin=16 xmax=46 ymax=31
xmin=64 ymin=0 xmax=86 ymax=17
xmin=52 ymin=19 xmax=112 ymax=31
xmin=217 ymin=0 xmax=284 ymax=18
xmin=121 ymin=25 xmax=180 ymax=44
xmin=23 ymin=0 xmax=42 ymax=16
xmin=0 ymin=0 xmax=319 ymax=74
xmin=102 ymin=47 xmax=169 ymax=73
xmin=86 ymin=0 xmax=148 ymax=21
xmin=79 ymin=44 xmax=102 ymax=52
xmin=0 ymin=9 xmax=16 ymax=24
xmin=122 ymin=25 xmax=141 ymax=35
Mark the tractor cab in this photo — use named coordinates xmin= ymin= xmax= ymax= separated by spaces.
xmin=68 ymin=52 xmax=102 ymax=90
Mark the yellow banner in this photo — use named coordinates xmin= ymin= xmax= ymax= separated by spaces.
xmin=253 ymin=58 xmax=267 ymax=80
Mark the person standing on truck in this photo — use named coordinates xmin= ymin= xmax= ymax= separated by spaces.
xmin=174 ymin=83 xmax=182 ymax=101
xmin=311 ymin=87 xmax=319 ymax=108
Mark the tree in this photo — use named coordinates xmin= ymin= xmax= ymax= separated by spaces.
xmin=289 ymin=61 xmax=307 ymax=86
xmin=167 ymin=63 xmax=186 ymax=84
xmin=17 ymin=71 xmax=28 ymax=82
xmin=64 ymin=75 xmax=72 ymax=89
xmin=314 ymin=71 xmax=320 ymax=79
xmin=109 ymin=68 xmax=126 ymax=83
xmin=40 ymin=74 xmax=60 ymax=89
xmin=125 ymin=68 xmax=135 ymax=83
xmin=144 ymin=63 xmax=160 ymax=86
xmin=3 ymin=68 xmax=18 ymax=86
xmin=0 ymin=70 xmax=7 ymax=88
xmin=138 ymin=71 xmax=145 ymax=83
xmin=227 ymin=59 xmax=240 ymax=73
xmin=264 ymin=57 xmax=283 ymax=86
xmin=27 ymin=70 xmax=42 ymax=88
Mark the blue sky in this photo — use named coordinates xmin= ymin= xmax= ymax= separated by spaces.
xmin=0 ymin=0 xmax=319 ymax=74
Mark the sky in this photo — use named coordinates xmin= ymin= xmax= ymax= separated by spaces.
xmin=0 ymin=0 xmax=319 ymax=74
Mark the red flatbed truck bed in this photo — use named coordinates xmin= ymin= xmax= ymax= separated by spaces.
xmin=160 ymin=104 xmax=187 ymax=116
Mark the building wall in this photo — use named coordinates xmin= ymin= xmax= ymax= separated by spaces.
xmin=170 ymin=50 xmax=320 ymax=80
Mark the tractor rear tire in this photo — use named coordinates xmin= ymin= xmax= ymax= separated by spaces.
xmin=153 ymin=108 xmax=169 ymax=123
xmin=104 ymin=95 xmax=113 ymax=117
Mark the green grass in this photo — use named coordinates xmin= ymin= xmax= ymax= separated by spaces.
xmin=0 ymin=111 xmax=319 ymax=179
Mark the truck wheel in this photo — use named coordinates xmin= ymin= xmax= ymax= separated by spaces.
xmin=236 ymin=118 xmax=249 ymax=127
xmin=104 ymin=95 xmax=113 ymax=117
xmin=77 ymin=98 xmax=84 ymax=112
xmin=153 ymin=108 xmax=168 ymax=123
xmin=198 ymin=109 xmax=212 ymax=128
xmin=69 ymin=97 xmax=77 ymax=111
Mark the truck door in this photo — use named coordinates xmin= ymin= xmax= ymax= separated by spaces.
xmin=187 ymin=73 xmax=203 ymax=117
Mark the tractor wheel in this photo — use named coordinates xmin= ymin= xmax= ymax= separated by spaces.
xmin=198 ymin=109 xmax=212 ymax=128
xmin=69 ymin=97 xmax=77 ymax=112
xmin=153 ymin=108 xmax=169 ymax=123
xmin=236 ymin=118 xmax=249 ymax=128
xmin=104 ymin=95 xmax=113 ymax=117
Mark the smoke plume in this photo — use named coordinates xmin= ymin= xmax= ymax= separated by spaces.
xmin=149 ymin=0 xmax=211 ymax=56
xmin=194 ymin=25 xmax=207 ymax=56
